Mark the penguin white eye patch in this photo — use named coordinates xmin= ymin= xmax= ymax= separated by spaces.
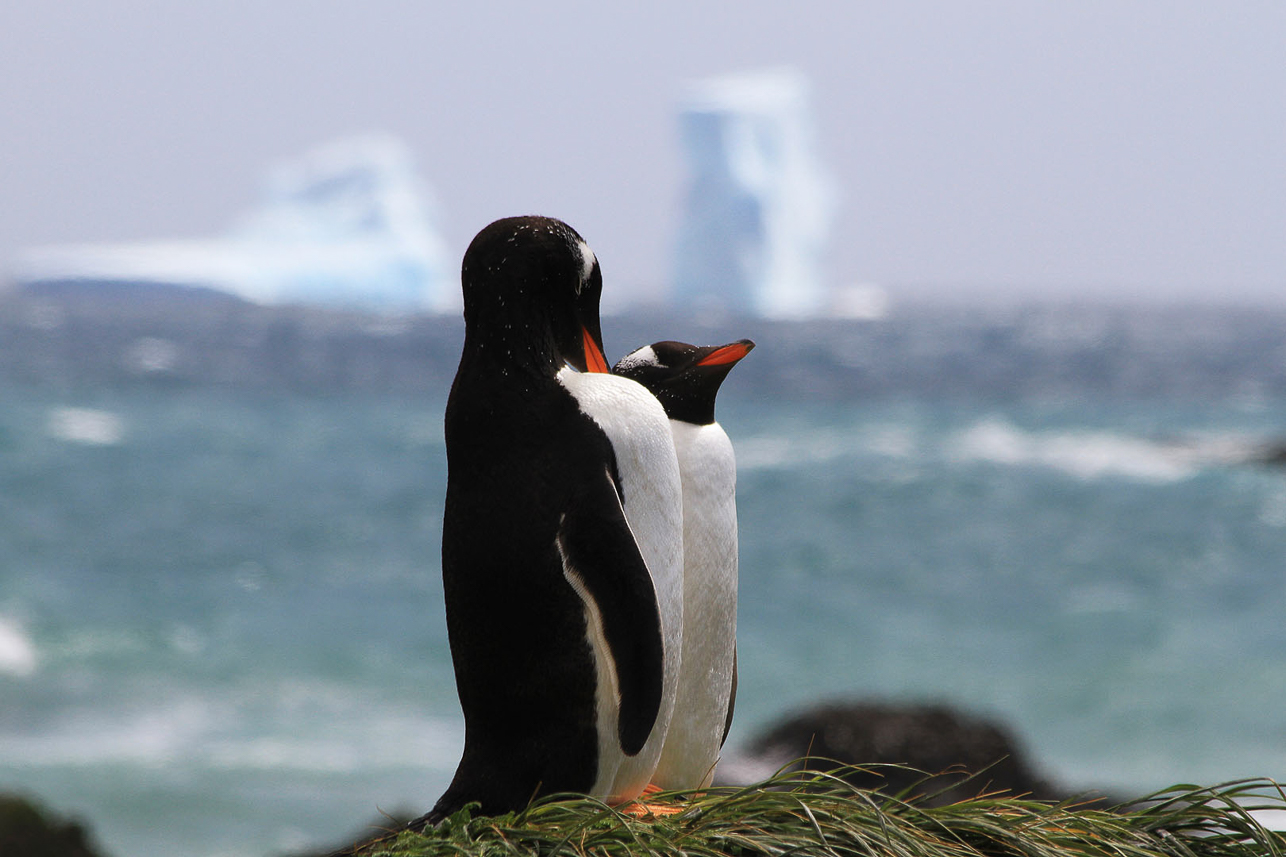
xmin=615 ymin=346 xmax=661 ymax=372
xmin=576 ymin=240 xmax=597 ymax=292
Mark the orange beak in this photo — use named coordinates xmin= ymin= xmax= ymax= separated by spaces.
xmin=696 ymin=339 xmax=755 ymax=367
xmin=583 ymin=326 xmax=610 ymax=373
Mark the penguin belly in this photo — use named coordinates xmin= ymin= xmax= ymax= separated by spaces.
xmin=556 ymin=367 xmax=685 ymax=802
xmin=651 ymin=419 xmax=738 ymax=789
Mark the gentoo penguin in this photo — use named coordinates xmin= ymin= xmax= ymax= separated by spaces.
xmin=614 ymin=339 xmax=754 ymax=789
xmin=420 ymin=216 xmax=684 ymax=825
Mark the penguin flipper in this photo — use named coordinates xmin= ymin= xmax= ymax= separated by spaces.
xmin=721 ymin=644 xmax=738 ymax=748
xmin=556 ymin=471 xmax=665 ymax=757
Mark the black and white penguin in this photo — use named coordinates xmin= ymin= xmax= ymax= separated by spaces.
xmin=422 ymin=216 xmax=684 ymax=825
xmin=613 ymin=339 xmax=754 ymax=788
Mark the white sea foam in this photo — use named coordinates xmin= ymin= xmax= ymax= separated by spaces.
xmin=206 ymin=715 xmax=461 ymax=773
xmin=736 ymin=418 xmax=1272 ymax=484
xmin=736 ymin=430 xmax=851 ymax=470
xmin=47 ymin=407 xmax=125 ymax=446
xmin=0 ymin=699 xmax=217 ymax=766
xmin=0 ymin=617 xmax=37 ymax=676
xmin=0 ymin=687 xmax=461 ymax=774
xmin=951 ymin=418 xmax=1198 ymax=483
xmin=123 ymin=336 xmax=180 ymax=374
xmin=736 ymin=424 xmax=917 ymax=471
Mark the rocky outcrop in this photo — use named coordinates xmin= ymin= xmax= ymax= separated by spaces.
xmin=0 ymin=794 xmax=107 ymax=857
xmin=719 ymin=700 xmax=1104 ymax=807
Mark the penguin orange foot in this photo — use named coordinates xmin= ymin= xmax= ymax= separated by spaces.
xmin=616 ymin=783 xmax=684 ymax=818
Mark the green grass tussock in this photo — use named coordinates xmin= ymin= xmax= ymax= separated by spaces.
xmin=337 ymin=766 xmax=1285 ymax=857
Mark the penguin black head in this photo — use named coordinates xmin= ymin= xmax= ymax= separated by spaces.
xmin=614 ymin=339 xmax=755 ymax=425
xmin=460 ymin=215 xmax=608 ymax=375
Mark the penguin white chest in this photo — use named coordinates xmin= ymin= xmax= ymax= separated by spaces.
xmin=555 ymin=367 xmax=684 ymax=799
xmin=652 ymin=419 xmax=739 ymax=788
xmin=671 ymin=421 xmax=738 ymax=594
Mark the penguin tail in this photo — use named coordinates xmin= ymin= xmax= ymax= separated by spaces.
xmin=406 ymin=808 xmax=445 ymax=831
xmin=407 ymin=794 xmax=466 ymax=832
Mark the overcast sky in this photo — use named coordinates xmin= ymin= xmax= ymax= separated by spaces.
xmin=2 ymin=1 xmax=1282 ymax=305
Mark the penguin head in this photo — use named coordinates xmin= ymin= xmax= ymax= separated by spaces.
xmin=614 ymin=339 xmax=755 ymax=425
xmin=460 ymin=215 xmax=609 ymax=375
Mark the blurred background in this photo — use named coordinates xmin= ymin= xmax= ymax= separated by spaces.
xmin=2 ymin=2 xmax=1285 ymax=855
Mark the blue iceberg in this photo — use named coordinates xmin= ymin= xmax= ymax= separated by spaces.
xmin=672 ymin=68 xmax=837 ymax=318
xmin=15 ymin=135 xmax=455 ymax=313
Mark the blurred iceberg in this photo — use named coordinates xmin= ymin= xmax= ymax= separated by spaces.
xmin=15 ymin=135 xmax=455 ymax=313
xmin=672 ymin=68 xmax=837 ymax=318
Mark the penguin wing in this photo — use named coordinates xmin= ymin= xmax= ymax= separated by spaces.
xmin=721 ymin=645 xmax=738 ymax=748
xmin=556 ymin=467 xmax=665 ymax=757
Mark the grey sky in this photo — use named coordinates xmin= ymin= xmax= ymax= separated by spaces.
xmin=2 ymin=1 xmax=1282 ymax=305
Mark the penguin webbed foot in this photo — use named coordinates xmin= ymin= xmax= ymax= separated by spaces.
xmin=614 ymin=783 xmax=685 ymax=819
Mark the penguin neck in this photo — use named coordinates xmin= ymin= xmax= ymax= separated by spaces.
xmin=670 ymin=418 xmax=732 ymax=461
xmin=650 ymin=378 xmax=727 ymax=425
xmin=669 ymin=418 xmax=737 ymax=519
xmin=459 ymin=322 xmax=562 ymax=384
xmin=659 ymin=398 xmax=717 ymax=428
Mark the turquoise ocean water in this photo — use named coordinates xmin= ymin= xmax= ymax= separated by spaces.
xmin=2 ymin=302 xmax=1285 ymax=856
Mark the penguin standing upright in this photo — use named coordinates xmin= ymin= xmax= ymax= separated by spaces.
xmin=614 ymin=339 xmax=754 ymax=789
xmin=422 ymin=217 xmax=684 ymax=825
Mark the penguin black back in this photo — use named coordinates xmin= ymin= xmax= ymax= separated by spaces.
xmin=424 ymin=216 xmax=666 ymax=825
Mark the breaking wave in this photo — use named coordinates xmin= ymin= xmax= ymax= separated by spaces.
xmin=46 ymin=407 xmax=125 ymax=445
xmin=0 ymin=617 xmax=38 ymax=677
xmin=950 ymin=418 xmax=1203 ymax=483
xmin=0 ymin=686 xmax=462 ymax=773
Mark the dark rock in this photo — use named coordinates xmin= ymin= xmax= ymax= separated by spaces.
xmin=0 ymin=793 xmax=108 ymax=857
xmin=1252 ymin=443 xmax=1286 ymax=467
xmin=721 ymin=700 xmax=1100 ymax=806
